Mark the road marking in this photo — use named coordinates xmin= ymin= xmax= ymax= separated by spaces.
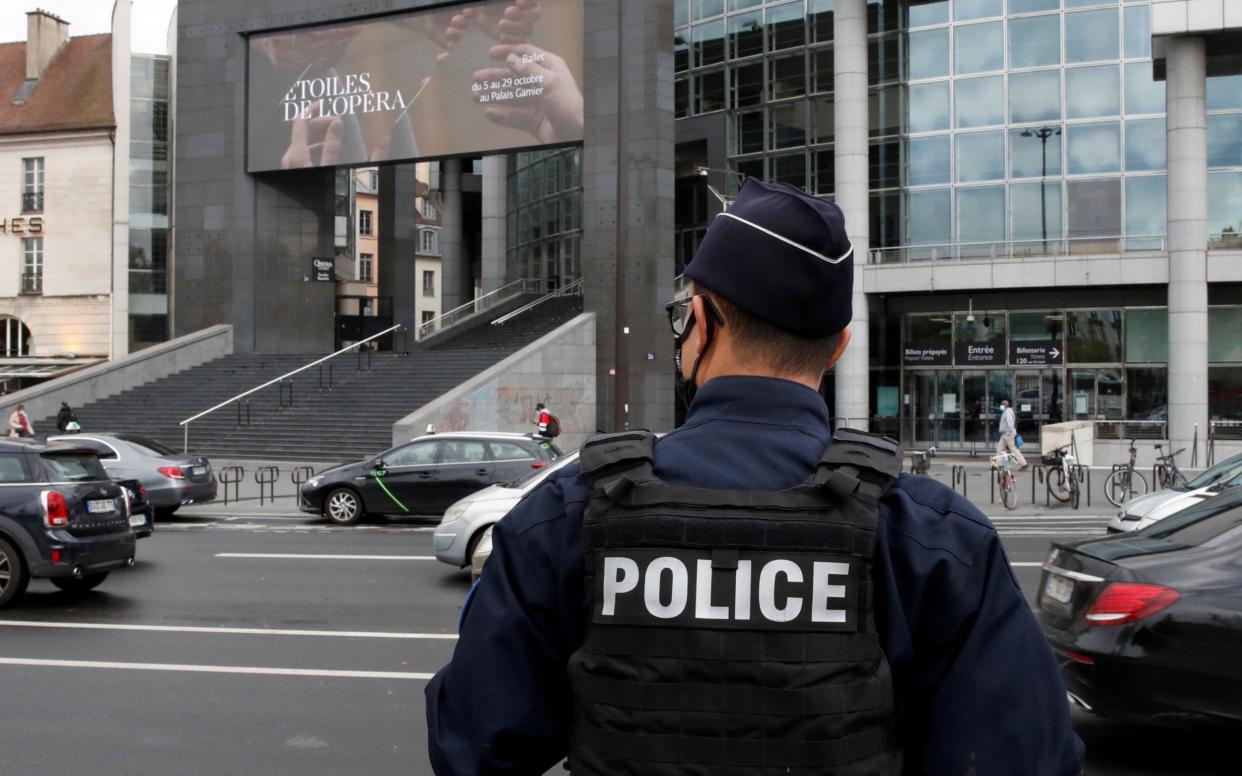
xmin=0 ymin=620 xmax=457 ymax=640
xmin=216 ymin=551 xmax=438 ymax=560
xmin=1010 ymin=562 xmax=1044 ymax=567
xmin=0 ymin=657 xmax=433 ymax=680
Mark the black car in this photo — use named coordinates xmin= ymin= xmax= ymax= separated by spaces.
xmin=0 ymin=441 xmax=136 ymax=608
xmin=118 ymin=478 xmax=154 ymax=539
xmin=1037 ymin=487 xmax=1242 ymax=728
xmin=300 ymin=432 xmax=562 ymax=525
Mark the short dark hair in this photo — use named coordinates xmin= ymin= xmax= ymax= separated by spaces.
xmin=706 ymin=289 xmax=843 ymax=377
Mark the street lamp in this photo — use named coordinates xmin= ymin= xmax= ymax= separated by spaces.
xmin=695 ymin=165 xmax=746 ymax=210
xmin=1021 ymin=127 xmax=1061 ymax=255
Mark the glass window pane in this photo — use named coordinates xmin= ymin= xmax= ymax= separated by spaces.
xmin=1210 ymin=309 xmax=1242 ymax=363
xmin=1067 ymin=178 xmax=1122 ymax=239
xmin=1068 ymin=122 xmax=1120 ymax=174
xmin=815 ymin=148 xmax=835 ymax=195
xmin=1208 ymin=172 xmax=1242 ymax=245
xmin=1010 ymin=15 xmax=1061 ymax=69
xmin=870 ymin=32 xmax=900 ymax=85
xmin=1124 ymin=5 xmax=1151 ymax=59
xmin=908 ymin=81 xmax=950 ymax=132
xmin=1208 ymin=115 xmax=1242 ymax=169
xmin=769 ymin=101 xmax=807 ymax=149
xmin=675 ymin=77 xmax=689 ymax=118
xmin=1066 ymin=9 xmax=1119 ymax=64
xmin=811 ymin=96 xmax=835 ymax=144
xmin=1125 ymin=119 xmax=1166 ymax=172
xmin=1125 ymin=175 xmax=1166 ymax=238
xmin=1011 ymin=0 xmax=1059 ymax=13
xmin=869 ymin=0 xmax=900 ymax=34
xmin=907 ymin=135 xmax=951 ymax=185
xmin=732 ymin=62 xmax=764 ymax=107
xmin=768 ymin=0 xmax=806 ymax=51
xmin=1124 ymin=61 xmax=1165 ymax=115
xmin=675 ymin=0 xmax=689 ymax=27
xmin=1011 ymin=127 xmax=1063 ymax=178
xmin=728 ymin=10 xmax=764 ymax=58
xmin=955 ymin=76 xmax=1004 ymax=128
xmin=1067 ymin=65 xmax=1120 ymax=118
xmin=694 ymin=69 xmax=725 ymax=113
xmin=733 ymin=110 xmax=765 ymax=154
xmin=955 ymin=22 xmax=1003 ymax=74
xmin=957 ymin=186 xmax=1006 ymax=247
xmin=1011 ymin=181 xmax=1063 ymax=243
xmin=1210 ymin=366 xmax=1242 ymax=419
xmin=812 ymin=48 xmax=834 ymax=93
xmin=905 ymin=189 xmax=952 ymax=246
xmin=954 ymin=0 xmax=1002 ymax=22
xmin=1009 ymin=70 xmax=1061 ymax=123
xmin=908 ymin=28 xmax=949 ymax=80
xmin=956 ymin=131 xmax=1005 ymax=182
xmin=693 ymin=0 xmax=723 ymax=21
xmin=908 ymin=0 xmax=949 ymax=27
xmin=869 ymin=85 xmax=901 ymax=138
xmin=730 ymin=0 xmax=761 ymax=9
xmin=771 ymin=152 xmax=807 ymax=190
xmin=1126 ymin=367 xmax=1167 ymax=423
xmin=770 ymin=53 xmax=806 ymax=99
xmin=1067 ymin=310 xmax=1123 ymax=364
xmin=675 ymin=29 xmax=689 ymax=72
xmin=1207 ymin=75 xmax=1242 ymax=111
xmin=810 ymin=0 xmax=835 ymax=42
xmin=694 ymin=20 xmax=725 ymax=66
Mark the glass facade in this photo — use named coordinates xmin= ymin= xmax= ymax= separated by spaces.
xmin=129 ymin=55 xmax=171 ymax=352
xmin=507 ymin=148 xmax=582 ymax=289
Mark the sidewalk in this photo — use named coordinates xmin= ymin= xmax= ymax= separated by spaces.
xmin=917 ymin=454 xmax=1126 ymax=518
xmin=176 ymin=458 xmax=344 ymax=519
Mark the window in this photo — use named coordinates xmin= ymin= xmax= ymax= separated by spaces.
xmin=956 ymin=132 xmax=1005 ymax=182
xmin=955 ymin=76 xmax=1004 ymax=128
xmin=67 ymin=439 xmax=119 ymax=460
xmin=1066 ymin=9 xmax=1119 ymax=64
xmin=440 ymin=440 xmax=489 ymax=464
xmin=907 ymin=136 xmax=951 ymax=186
xmin=955 ymin=22 xmax=1003 ymax=75
xmin=359 ymin=253 xmax=373 ymax=282
xmin=1125 ymin=175 xmax=1167 ymax=239
xmin=22 ymin=157 xmax=43 ymax=213
xmin=907 ymin=82 xmax=950 ymax=133
xmin=421 ymin=311 xmax=435 ymax=326
xmin=359 ymin=210 xmax=373 ymax=236
xmin=908 ymin=29 xmax=949 ymax=80
xmin=386 ymin=441 xmax=438 ymax=467
xmin=1126 ymin=120 xmax=1166 ymax=172
xmin=1067 ymin=310 xmax=1123 ymax=363
xmin=0 ymin=454 xmax=27 ymax=483
xmin=42 ymin=453 xmax=108 ymax=482
xmin=1011 ymin=181 xmax=1063 ymax=243
xmin=1011 ymin=128 xmax=1063 ymax=178
xmin=22 ymin=237 xmax=42 ymax=294
xmin=1067 ymin=65 xmax=1121 ymax=119
xmin=1 ymin=317 xmax=31 ymax=357
xmin=1009 ymin=71 xmax=1061 ymax=124
xmin=423 ymin=270 xmax=435 ymax=297
xmin=420 ymin=229 xmax=439 ymax=255
xmin=1067 ymin=179 xmax=1122 ymax=239
xmin=1125 ymin=309 xmax=1168 ymax=364
xmin=488 ymin=442 xmax=533 ymax=461
xmin=1009 ymin=15 xmax=1061 ymax=69
xmin=1067 ymin=123 xmax=1120 ymax=175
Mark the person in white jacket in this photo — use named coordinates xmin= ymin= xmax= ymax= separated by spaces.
xmin=997 ymin=399 xmax=1027 ymax=470
xmin=8 ymin=404 xmax=32 ymax=439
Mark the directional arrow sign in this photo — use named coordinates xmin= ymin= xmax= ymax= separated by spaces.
xmin=1010 ymin=341 xmax=1064 ymax=366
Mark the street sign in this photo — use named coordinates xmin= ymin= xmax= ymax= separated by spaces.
xmin=1010 ymin=341 xmax=1064 ymax=366
xmin=902 ymin=344 xmax=952 ymax=367
xmin=310 ymin=258 xmax=334 ymax=282
xmin=955 ymin=340 xmax=1005 ymax=366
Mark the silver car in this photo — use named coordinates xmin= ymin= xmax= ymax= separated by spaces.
xmin=435 ymin=451 xmax=581 ymax=568
xmin=46 ymin=432 xmax=217 ymax=517
xmin=1108 ymin=452 xmax=1242 ymax=533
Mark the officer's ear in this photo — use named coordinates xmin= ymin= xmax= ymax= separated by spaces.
xmin=825 ymin=325 xmax=852 ymax=370
xmin=688 ymin=294 xmax=712 ymax=358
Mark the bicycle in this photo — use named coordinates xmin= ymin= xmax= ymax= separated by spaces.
xmin=990 ymin=452 xmax=1020 ymax=510
xmin=1153 ymin=444 xmax=1189 ymax=490
xmin=909 ymin=446 xmax=936 ymax=476
xmin=1104 ymin=438 xmax=1149 ymax=507
xmin=1046 ymin=444 xmax=1081 ymax=510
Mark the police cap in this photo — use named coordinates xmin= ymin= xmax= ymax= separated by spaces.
xmin=684 ymin=178 xmax=854 ymax=338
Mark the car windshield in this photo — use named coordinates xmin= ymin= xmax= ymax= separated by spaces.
xmin=119 ymin=434 xmax=178 ymax=457
xmin=1185 ymin=454 xmax=1242 ymax=489
xmin=1140 ymin=501 xmax=1242 ymax=548
xmin=42 ymin=452 xmax=109 ymax=482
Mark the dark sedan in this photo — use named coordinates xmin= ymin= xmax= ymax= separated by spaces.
xmin=1038 ymin=488 xmax=1242 ymax=728
xmin=300 ymin=432 xmax=561 ymax=525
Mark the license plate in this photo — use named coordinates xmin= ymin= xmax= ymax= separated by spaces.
xmin=129 ymin=515 xmax=146 ymax=527
xmin=87 ymin=499 xmax=115 ymax=515
xmin=191 ymin=466 xmax=206 ymax=476
xmin=1045 ymin=574 xmax=1075 ymax=604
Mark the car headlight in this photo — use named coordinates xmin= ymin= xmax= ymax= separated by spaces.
xmin=441 ymin=502 xmax=470 ymax=525
xmin=306 ymin=478 xmax=322 ymax=489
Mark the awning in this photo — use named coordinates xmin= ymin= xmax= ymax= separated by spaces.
xmin=0 ymin=358 xmax=104 ymax=379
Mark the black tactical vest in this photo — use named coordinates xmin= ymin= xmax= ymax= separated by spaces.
xmin=567 ymin=428 xmax=903 ymax=776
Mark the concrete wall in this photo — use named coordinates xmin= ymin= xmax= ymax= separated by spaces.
xmin=0 ymin=324 xmax=233 ymax=422
xmin=393 ymin=313 xmax=596 ymax=452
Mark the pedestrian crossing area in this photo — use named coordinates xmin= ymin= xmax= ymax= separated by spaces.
xmin=989 ymin=514 xmax=1113 ymax=537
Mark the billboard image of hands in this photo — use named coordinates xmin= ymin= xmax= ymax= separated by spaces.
xmin=247 ymin=0 xmax=584 ymax=173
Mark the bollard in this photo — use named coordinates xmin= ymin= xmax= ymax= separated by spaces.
xmin=290 ymin=466 xmax=314 ymax=502
xmin=255 ymin=466 xmax=280 ymax=506
xmin=219 ymin=466 xmax=244 ymax=506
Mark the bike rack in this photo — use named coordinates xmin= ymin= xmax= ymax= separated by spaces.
xmin=290 ymin=466 xmax=315 ymax=501
xmin=1032 ymin=465 xmax=1045 ymax=504
xmin=278 ymin=380 xmax=294 ymax=410
xmin=235 ymin=400 xmax=251 ymax=427
xmin=255 ymin=466 xmax=280 ymax=505
xmin=219 ymin=466 xmax=244 ymax=506
xmin=951 ymin=465 xmax=967 ymax=499
xmin=1072 ymin=465 xmax=1090 ymax=508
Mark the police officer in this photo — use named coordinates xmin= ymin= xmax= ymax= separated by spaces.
xmin=426 ymin=179 xmax=1084 ymax=775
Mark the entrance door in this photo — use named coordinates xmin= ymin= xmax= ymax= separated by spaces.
xmin=905 ymin=371 xmax=937 ymax=448
xmin=938 ymin=371 xmax=961 ymax=445
xmin=1070 ymin=370 xmax=1097 ymax=421
xmin=1014 ymin=372 xmax=1044 ymax=443
xmin=962 ymin=372 xmax=987 ymax=446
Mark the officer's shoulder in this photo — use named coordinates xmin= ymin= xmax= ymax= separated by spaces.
xmin=880 ymin=473 xmax=998 ymax=565
xmin=502 ymin=462 xmax=589 ymax=536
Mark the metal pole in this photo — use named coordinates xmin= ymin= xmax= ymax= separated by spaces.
xmin=1040 ymin=134 xmax=1048 ymax=254
xmin=612 ymin=0 xmax=629 ymax=431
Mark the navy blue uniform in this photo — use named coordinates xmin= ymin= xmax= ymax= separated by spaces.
xmin=427 ymin=377 xmax=1085 ymax=775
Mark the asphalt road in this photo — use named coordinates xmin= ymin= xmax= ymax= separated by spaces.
xmin=0 ymin=514 xmax=1232 ymax=776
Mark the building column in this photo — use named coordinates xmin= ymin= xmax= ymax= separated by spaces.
xmin=1165 ymin=36 xmax=1209 ymax=457
xmin=379 ymin=164 xmax=419 ymax=340
xmin=439 ymin=158 xmax=471 ymax=311
xmin=480 ymin=155 xmax=508 ymax=294
xmin=833 ymin=0 xmax=870 ymax=429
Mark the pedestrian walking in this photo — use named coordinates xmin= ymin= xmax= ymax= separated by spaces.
xmin=998 ymin=398 xmax=1029 ymax=470
xmin=534 ymin=402 xmax=559 ymax=438
xmin=56 ymin=401 xmax=79 ymax=433
xmin=8 ymin=404 xmax=32 ymax=439
xmin=426 ymin=179 xmax=1082 ymax=775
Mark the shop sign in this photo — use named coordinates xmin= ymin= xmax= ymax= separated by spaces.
xmin=310 ymin=258 xmax=334 ymax=282
xmin=1010 ymin=341 xmax=1063 ymax=366
xmin=0 ymin=217 xmax=44 ymax=235
xmin=902 ymin=344 xmax=951 ymax=367
xmin=955 ymin=340 xmax=1004 ymax=366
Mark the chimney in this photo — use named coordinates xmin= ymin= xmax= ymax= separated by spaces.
xmin=26 ymin=9 xmax=70 ymax=81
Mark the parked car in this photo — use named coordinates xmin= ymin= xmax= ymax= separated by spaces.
xmin=1038 ymin=488 xmax=1242 ymax=727
xmin=117 ymin=478 xmax=154 ymax=539
xmin=0 ymin=440 xmax=136 ymax=608
xmin=1108 ymin=451 xmax=1242 ymax=533
xmin=470 ymin=525 xmax=493 ymax=583
xmin=434 ymin=450 xmax=581 ymax=568
xmin=300 ymin=432 xmax=562 ymax=526
xmin=46 ymin=432 xmax=217 ymax=518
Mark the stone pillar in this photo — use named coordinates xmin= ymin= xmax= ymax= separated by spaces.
xmin=379 ymin=164 xmax=419 ymax=340
xmin=582 ymin=0 xmax=675 ymax=433
xmin=833 ymin=0 xmax=870 ymax=429
xmin=1166 ymin=36 xmax=1210 ymax=457
xmin=480 ymin=155 xmax=508 ymax=294
xmin=439 ymin=158 xmax=471 ymax=311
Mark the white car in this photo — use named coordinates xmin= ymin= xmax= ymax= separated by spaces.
xmin=1108 ymin=452 xmax=1242 ymax=533
xmin=434 ymin=450 xmax=581 ymax=568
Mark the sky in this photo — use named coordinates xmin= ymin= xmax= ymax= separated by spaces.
xmin=0 ymin=0 xmax=177 ymax=55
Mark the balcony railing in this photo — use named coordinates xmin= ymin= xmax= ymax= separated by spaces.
xmin=871 ymin=236 xmax=1168 ymax=265
xmin=20 ymin=272 xmax=42 ymax=294
xmin=21 ymin=192 xmax=42 ymax=213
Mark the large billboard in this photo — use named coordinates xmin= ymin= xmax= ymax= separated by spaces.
xmin=246 ymin=0 xmax=584 ymax=173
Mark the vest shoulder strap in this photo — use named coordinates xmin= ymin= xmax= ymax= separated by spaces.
xmin=580 ymin=431 xmax=660 ymax=496
xmin=810 ymin=428 xmax=902 ymax=503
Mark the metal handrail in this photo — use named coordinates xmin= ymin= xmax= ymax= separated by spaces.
xmin=491 ymin=278 xmax=584 ymax=327
xmin=871 ymin=235 xmax=1168 ymax=265
xmin=178 ymin=323 xmax=403 ymax=452
xmin=417 ymin=278 xmax=545 ymax=340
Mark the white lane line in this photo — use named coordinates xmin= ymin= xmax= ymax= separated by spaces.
xmin=215 ymin=553 xmax=435 ymax=560
xmin=0 ymin=657 xmax=432 ymax=680
xmin=0 ymin=620 xmax=456 ymax=640
xmin=1010 ymin=562 xmax=1044 ymax=567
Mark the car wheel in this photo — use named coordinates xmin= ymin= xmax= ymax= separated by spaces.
xmin=324 ymin=488 xmax=364 ymax=526
xmin=465 ymin=525 xmax=491 ymax=568
xmin=0 ymin=536 xmax=30 ymax=608
xmin=50 ymin=572 xmax=109 ymax=594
